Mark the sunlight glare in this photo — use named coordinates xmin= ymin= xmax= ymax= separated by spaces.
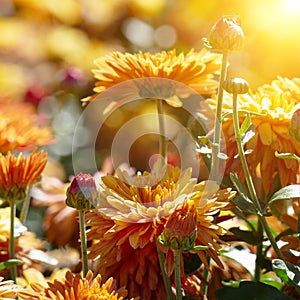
xmin=282 ymin=0 xmax=300 ymax=15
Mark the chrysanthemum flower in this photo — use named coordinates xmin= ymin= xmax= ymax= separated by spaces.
xmin=87 ymin=164 xmax=235 ymax=299
xmin=200 ymin=77 xmax=300 ymax=193
xmin=17 ymin=270 xmax=129 ymax=300
xmin=0 ymin=98 xmax=54 ymax=153
xmin=82 ymin=48 xmax=221 ymax=111
xmin=0 ymin=150 xmax=47 ymax=202
xmin=0 ymin=276 xmax=21 ymax=299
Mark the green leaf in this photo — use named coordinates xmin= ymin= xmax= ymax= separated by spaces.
xmin=221 ymin=280 xmax=240 ymax=288
xmin=192 ymin=245 xmax=211 ymax=251
xmin=260 ymin=272 xmax=283 ymax=290
xmin=275 ymin=151 xmax=300 ymax=162
xmin=230 ymin=173 xmax=253 ymax=205
xmin=221 ymin=110 xmax=266 ymax=122
xmin=239 ymin=113 xmax=251 ymax=135
xmin=241 ymin=125 xmax=255 ymax=145
xmin=229 ymin=227 xmax=260 ymax=245
xmin=272 ymin=259 xmax=300 ymax=292
xmin=0 ymin=259 xmax=22 ymax=271
xmin=215 ymin=281 xmax=293 ymax=300
xmin=218 ymin=152 xmax=228 ymax=160
xmin=195 ymin=145 xmax=212 ymax=154
xmin=269 ymin=185 xmax=300 ymax=205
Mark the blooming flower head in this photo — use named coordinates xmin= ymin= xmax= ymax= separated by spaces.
xmin=0 ymin=98 xmax=54 ymax=153
xmin=206 ymin=15 xmax=245 ymax=52
xmin=17 ymin=270 xmax=129 ymax=300
xmin=0 ymin=150 xmax=47 ymax=202
xmin=200 ymin=77 xmax=300 ymax=193
xmin=87 ymin=164 xmax=235 ymax=299
xmin=82 ymin=48 xmax=222 ymax=111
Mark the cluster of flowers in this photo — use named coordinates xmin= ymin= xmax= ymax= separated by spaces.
xmin=0 ymin=15 xmax=299 ymax=300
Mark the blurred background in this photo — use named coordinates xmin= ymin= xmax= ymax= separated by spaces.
xmin=1 ymin=0 xmax=300 ymax=178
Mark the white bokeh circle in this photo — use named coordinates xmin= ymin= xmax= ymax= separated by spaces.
xmin=72 ymin=77 xmax=227 ymax=201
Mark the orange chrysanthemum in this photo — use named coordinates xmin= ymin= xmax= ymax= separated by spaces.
xmin=200 ymin=77 xmax=300 ymax=194
xmin=0 ymin=150 xmax=47 ymax=201
xmin=87 ymin=164 xmax=235 ymax=299
xmin=0 ymin=98 xmax=54 ymax=153
xmin=83 ymin=48 xmax=221 ymax=110
xmin=18 ymin=270 xmax=129 ymax=300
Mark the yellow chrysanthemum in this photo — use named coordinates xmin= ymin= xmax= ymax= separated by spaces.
xmin=0 ymin=98 xmax=54 ymax=153
xmin=83 ymin=48 xmax=221 ymax=110
xmin=18 ymin=270 xmax=129 ymax=300
xmin=87 ymin=164 xmax=235 ymax=299
xmin=201 ymin=77 xmax=300 ymax=193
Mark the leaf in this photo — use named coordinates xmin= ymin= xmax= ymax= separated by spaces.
xmin=195 ymin=145 xmax=212 ymax=154
xmin=269 ymin=185 xmax=300 ymax=205
xmin=241 ymin=125 xmax=255 ymax=145
xmin=275 ymin=151 xmax=300 ymax=162
xmin=218 ymin=152 xmax=228 ymax=160
xmin=0 ymin=259 xmax=22 ymax=271
xmin=221 ymin=110 xmax=266 ymax=122
xmin=232 ymin=195 xmax=256 ymax=214
xmin=215 ymin=281 xmax=293 ymax=300
xmin=272 ymin=259 xmax=300 ymax=292
xmin=229 ymin=227 xmax=261 ymax=245
xmin=239 ymin=113 xmax=251 ymax=135
xmin=230 ymin=173 xmax=253 ymax=205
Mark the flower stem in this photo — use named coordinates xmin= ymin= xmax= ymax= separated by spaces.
xmin=79 ymin=210 xmax=88 ymax=277
xmin=156 ymin=242 xmax=174 ymax=300
xmin=231 ymin=92 xmax=284 ymax=262
xmin=9 ymin=201 xmax=17 ymax=283
xmin=20 ymin=186 xmax=31 ymax=224
xmin=201 ymin=254 xmax=210 ymax=297
xmin=174 ymin=250 xmax=182 ymax=300
xmin=210 ymin=51 xmax=228 ymax=182
xmin=254 ymin=220 xmax=263 ymax=281
xmin=157 ymin=99 xmax=167 ymax=168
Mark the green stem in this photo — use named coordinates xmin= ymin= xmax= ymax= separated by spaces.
xmin=9 ymin=201 xmax=17 ymax=283
xmin=232 ymin=92 xmax=284 ymax=261
xmin=79 ymin=210 xmax=88 ymax=277
xmin=157 ymin=99 xmax=167 ymax=167
xmin=174 ymin=250 xmax=182 ymax=300
xmin=156 ymin=242 xmax=174 ymax=300
xmin=19 ymin=186 xmax=31 ymax=224
xmin=254 ymin=220 xmax=263 ymax=281
xmin=210 ymin=51 xmax=228 ymax=182
xmin=201 ymin=255 xmax=210 ymax=297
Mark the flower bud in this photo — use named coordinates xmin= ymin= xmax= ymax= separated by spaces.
xmin=289 ymin=109 xmax=300 ymax=142
xmin=208 ymin=15 xmax=245 ymax=52
xmin=223 ymin=77 xmax=249 ymax=94
xmin=159 ymin=201 xmax=197 ymax=252
xmin=66 ymin=173 xmax=98 ymax=211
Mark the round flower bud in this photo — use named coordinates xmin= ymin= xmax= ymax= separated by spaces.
xmin=223 ymin=77 xmax=249 ymax=94
xmin=159 ymin=201 xmax=197 ymax=252
xmin=209 ymin=15 xmax=245 ymax=52
xmin=289 ymin=109 xmax=300 ymax=142
xmin=66 ymin=173 xmax=98 ymax=211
